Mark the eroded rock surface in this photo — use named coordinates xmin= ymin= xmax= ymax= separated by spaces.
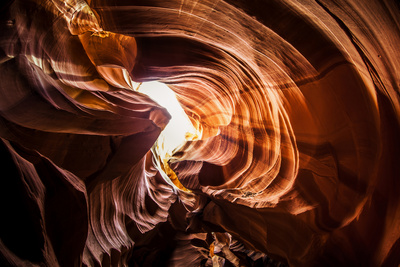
xmin=1 ymin=0 xmax=399 ymax=266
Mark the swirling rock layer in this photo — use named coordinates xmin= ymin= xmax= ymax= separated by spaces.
xmin=1 ymin=0 xmax=399 ymax=266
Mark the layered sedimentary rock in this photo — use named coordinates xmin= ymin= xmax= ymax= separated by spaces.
xmin=1 ymin=0 xmax=399 ymax=266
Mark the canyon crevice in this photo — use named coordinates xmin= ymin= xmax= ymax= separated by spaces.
xmin=1 ymin=0 xmax=399 ymax=266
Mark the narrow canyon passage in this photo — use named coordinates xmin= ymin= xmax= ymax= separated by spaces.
xmin=0 ymin=0 xmax=399 ymax=266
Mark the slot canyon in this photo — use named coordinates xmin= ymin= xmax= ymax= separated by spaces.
xmin=0 ymin=0 xmax=399 ymax=266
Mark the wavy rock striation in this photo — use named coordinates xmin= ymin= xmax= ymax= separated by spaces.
xmin=1 ymin=0 xmax=399 ymax=266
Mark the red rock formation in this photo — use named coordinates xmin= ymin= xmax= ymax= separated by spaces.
xmin=1 ymin=0 xmax=399 ymax=266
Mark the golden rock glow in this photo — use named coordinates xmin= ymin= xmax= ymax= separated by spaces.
xmin=138 ymin=81 xmax=200 ymax=191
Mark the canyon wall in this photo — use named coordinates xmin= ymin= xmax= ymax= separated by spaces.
xmin=1 ymin=0 xmax=399 ymax=266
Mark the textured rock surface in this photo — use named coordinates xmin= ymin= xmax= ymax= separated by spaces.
xmin=1 ymin=0 xmax=399 ymax=266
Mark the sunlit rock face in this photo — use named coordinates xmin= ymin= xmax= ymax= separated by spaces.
xmin=1 ymin=0 xmax=400 ymax=266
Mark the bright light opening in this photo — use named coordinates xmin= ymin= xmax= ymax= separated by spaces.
xmin=137 ymin=81 xmax=201 ymax=190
